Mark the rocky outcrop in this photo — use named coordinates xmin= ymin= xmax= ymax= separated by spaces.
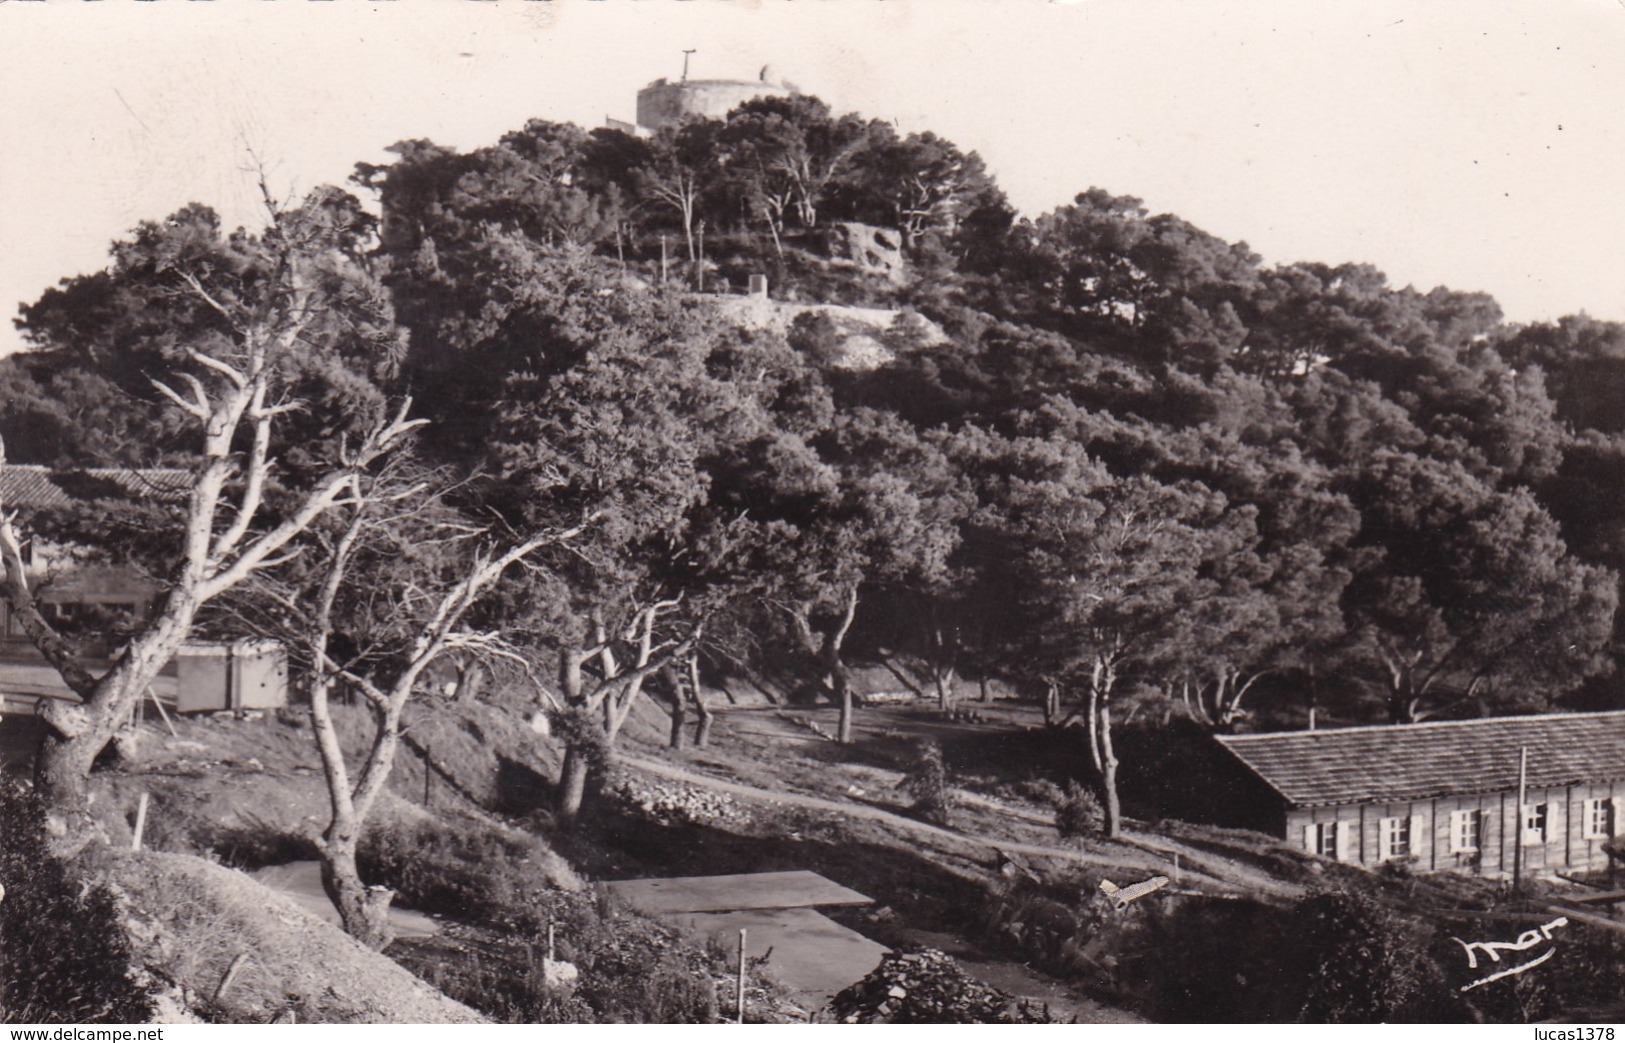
xmin=825 ymin=223 xmax=908 ymax=285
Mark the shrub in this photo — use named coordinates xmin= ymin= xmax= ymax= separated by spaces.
xmin=402 ymin=888 xmax=727 ymax=1024
xmin=787 ymin=312 xmax=845 ymax=368
xmin=0 ymin=781 xmax=153 ymax=1024
xmin=1293 ymin=890 xmax=1448 ymax=1022
xmin=1053 ymin=779 xmax=1104 ymax=843
xmin=898 ymin=739 xmax=952 ymax=826
xmin=359 ymin=816 xmax=542 ymax=925
xmin=1012 ymin=777 xmax=1066 ymax=807
xmin=374 ymin=824 xmax=731 ymax=1024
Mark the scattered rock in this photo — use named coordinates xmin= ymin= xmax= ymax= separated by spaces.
xmin=607 ymin=773 xmax=755 ymax=828
xmin=829 ymin=949 xmax=1055 ymax=1024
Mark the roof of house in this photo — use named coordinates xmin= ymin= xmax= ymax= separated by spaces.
xmin=1215 ymin=710 xmax=1625 ymax=808
xmin=0 ymin=466 xmax=73 ymax=510
xmin=0 ymin=465 xmax=190 ymax=509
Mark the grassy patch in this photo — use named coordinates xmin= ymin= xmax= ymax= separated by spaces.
xmin=386 ymin=858 xmax=752 ymax=1023
xmin=352 ymin=800 xmax=767 ymax=1022
xmin=359 ymin=813 xmax=574 ymax=925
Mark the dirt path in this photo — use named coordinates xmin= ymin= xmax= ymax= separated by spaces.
xmin=617 ymin=752 xmax=1297 ymax=899
xmin=682 ymin=704 xmax=1307 ymax=902
xmin=945 ymin=790 xmax=1303 ymax=901
xmin=1115 ymin=829 xmax=1305 ymax=901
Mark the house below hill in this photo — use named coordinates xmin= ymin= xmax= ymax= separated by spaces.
xmin=1213 ymin=711 xmax=1625 ymax=878
xmin=0 ymin=464 xmax=286 ymax=714
xmin=0 ymin=465 xmax=188 ymax=646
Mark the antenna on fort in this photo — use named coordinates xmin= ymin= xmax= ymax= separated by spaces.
xmin=681 ymin=49 xmax=697 ymax=84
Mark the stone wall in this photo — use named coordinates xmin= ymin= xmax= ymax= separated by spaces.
xmin=636 ymin=78 xmax=796 ymax=132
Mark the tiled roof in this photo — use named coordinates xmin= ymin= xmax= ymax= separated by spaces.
xmin=0 ymin=466 xmax=74 ymax=509
xmin=1216 ymin=711 xmax=1625 ymax=808
xmin=59 ymin=469 xmax=192 ymax=502
xmin=0 ymin=466 xmax=190 ymax=509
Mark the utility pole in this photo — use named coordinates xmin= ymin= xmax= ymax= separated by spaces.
xmin=1514 ymin=745 xmax=1528 ymax=890
xmin=681 ymin=49 xmax=696 ymax=84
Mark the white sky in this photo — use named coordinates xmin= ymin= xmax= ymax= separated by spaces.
xmin=2 ymin=0 xmax=1624 ymax=356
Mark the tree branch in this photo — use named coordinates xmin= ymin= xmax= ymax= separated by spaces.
xmin=185 ymin=347 xmax=250 ymax=390
xmin=149 ymin=376 xmax=211 ymax=420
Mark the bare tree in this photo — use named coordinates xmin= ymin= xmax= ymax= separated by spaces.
xmin=0 ymin=190 xmax=422 ymax=826
xmin=241 ymin=471 xmax=592 ymax=947
xmin=637 ymin=123 xmax=717 ymax=264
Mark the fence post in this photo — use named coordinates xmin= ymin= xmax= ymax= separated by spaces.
xmin=736 ymin=927 xmax=747 ymax=1024
xmin=131 ymin=792 xmax=149 ymax=852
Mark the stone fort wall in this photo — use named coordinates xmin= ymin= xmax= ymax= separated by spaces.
xmin=636 ymin=78 xmax=796 ymax=132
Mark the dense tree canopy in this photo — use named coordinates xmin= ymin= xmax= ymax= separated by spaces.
xmin=6 ymin=88 xmax=1624 ymax=835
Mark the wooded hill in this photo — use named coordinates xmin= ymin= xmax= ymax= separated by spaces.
xmin=4 ymin=91 xmax=1625 ymax=853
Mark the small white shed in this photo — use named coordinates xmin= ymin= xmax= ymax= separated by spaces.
xmin=175 ymin=639 xmax=288 ymax=713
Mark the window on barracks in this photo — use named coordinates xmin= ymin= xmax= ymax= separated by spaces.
xmin=1379 ymin=816 xmax=1411 ymax=861
xmin=1522 ymin=803 xmax=1549 ymax=846
xmin=1585 ymin=798 xmax=1615 ymax=840
xmin=1449 ymin=809 xmax=1481 ymax=854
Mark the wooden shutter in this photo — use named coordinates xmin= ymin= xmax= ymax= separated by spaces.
xmin=1334 ymin=820 xmax=1354 ymax=862
xmin=1409 ymin=815 xmax=1422 ymax=859
xmin=1303 ymin=823 xmax=1317 ymax=854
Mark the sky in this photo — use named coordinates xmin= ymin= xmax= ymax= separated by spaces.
xmin=2 ymin=0 xmax=1624 ymax=356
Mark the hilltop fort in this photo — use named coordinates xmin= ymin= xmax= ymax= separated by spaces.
xmin=609 ymin=62 xmax=799 ymax=137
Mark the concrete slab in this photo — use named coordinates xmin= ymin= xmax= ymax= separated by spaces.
xmin=251 ymin=861 xmax=440 ymax=940
xmin=670 ymin=907 xmax=889 ymax=1007
xmin=602 ymin=870 xmax=873 ymax=916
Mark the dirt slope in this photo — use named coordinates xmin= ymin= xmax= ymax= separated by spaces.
xmin=617 ymin=751 xmax=1301 ymax=899
xmin=98 ymin=849 xmax=483 ymax=1024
